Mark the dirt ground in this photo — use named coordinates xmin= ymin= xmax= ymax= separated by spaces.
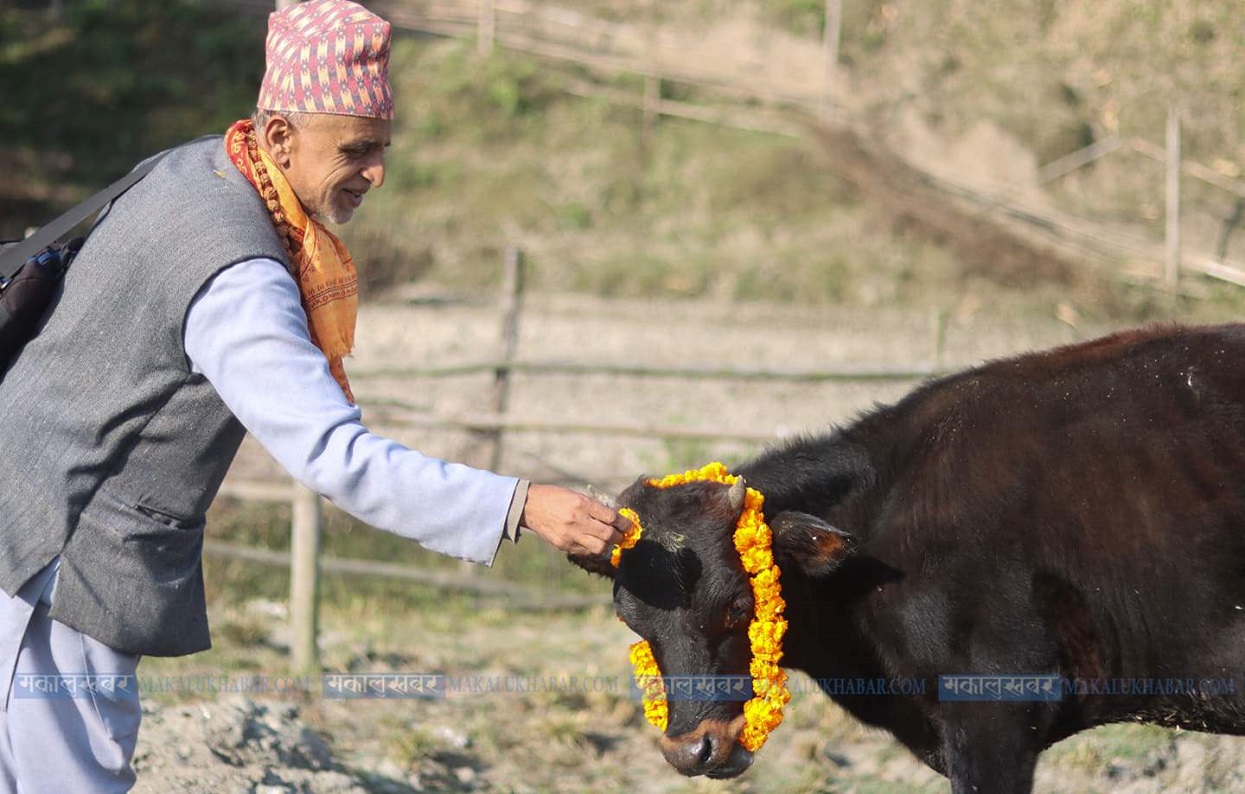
xmin=131 ymin=293 xmax=1245 ymax=793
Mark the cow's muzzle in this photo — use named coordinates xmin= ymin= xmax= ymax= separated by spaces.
xmin=659 ymin=715 xmax=754 ymax=778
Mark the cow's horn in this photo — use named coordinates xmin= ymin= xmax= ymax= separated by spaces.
xmin=728 ymin=478 xmax=747 ymax=513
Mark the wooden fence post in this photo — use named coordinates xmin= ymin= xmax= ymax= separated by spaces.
xmin=489 ymin=247 xmax=526 ymax=471
xmin=1165 ymin=106 xmax=1182 ymax=290
xmin=642 ymin=0 xmax=661 ymax=138
xmin=821 ymin=0 xmax=843 ymax=114
xmin=643 ymin=76 xmax=662 ymax=137
xmin=930 ymin=309 xmax=948 ymax=369
xmin=1217 ymin=198 xmax=1244 ymax=262
xmin=290 ymin=483 xmax=322 ymax=673
xmin=477 ymin=0 xmax=496 ymax=56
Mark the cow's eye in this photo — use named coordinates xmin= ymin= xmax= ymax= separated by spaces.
xmin=724 ymin=599 xmax=752 ymax=629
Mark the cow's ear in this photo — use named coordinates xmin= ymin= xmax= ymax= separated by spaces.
xmin=567 ymin=550 xmax=617 ymax=579
xmin=769 ymin=511 xmax=854 ymax=577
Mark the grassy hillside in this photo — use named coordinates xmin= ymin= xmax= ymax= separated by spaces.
xmin=3 ymin=0 xmax=1242 ymax=322
xmin=346 ymin=40 xmax=903 ymax=303
xmin=0 ymin=1 xmax=263 ymax=197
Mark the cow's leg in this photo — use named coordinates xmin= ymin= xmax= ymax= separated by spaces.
xmin=940 ymin=702 xmax=1044 ymax=794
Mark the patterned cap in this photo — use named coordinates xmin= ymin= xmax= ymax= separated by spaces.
xmin=257 ymin=0 xmax=394 ymax=120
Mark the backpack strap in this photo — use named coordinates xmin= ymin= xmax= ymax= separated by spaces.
xmin=1 ymin=152 xmax=170 ymax=280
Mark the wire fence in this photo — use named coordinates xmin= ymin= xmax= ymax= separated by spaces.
xmin=215 ymin=245 xmax=957 ymax=671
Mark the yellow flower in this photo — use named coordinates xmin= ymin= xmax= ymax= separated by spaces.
xmin=628 ymin=639 xmax=668 ymax=731
xmin=610 ymin=507 xmax=644 ymax=568
xmin=616 ymin=462 xmax=790 ymax=754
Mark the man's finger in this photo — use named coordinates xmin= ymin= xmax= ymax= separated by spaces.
xmin=578 ymin=536 xmax=611 ymax=558
xmin=586 ymin=502 xmax=617 ymax=524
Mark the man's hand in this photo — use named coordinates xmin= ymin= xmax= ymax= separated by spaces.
xmin=520 ymin=483 xmax=631 ymax=557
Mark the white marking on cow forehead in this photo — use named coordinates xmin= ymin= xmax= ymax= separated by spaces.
xmin=656 ymin=533 xmax=686 ymax=551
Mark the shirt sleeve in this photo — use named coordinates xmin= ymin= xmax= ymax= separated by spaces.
xmin=184 ymin=257 xmax=523 ymax=566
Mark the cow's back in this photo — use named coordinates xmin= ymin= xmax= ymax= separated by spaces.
xmin=850 ymin=323 xmax=1245 ymax=730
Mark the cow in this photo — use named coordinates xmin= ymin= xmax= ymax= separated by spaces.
xmin=572 ymin=323 xmax=1245 ymax=794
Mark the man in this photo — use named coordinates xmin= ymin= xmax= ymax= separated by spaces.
xmin=0 ymin=1 xmax=628 ymax=791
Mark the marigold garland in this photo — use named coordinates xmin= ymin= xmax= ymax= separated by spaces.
xmin=610 ymin=507 xmax=644 ymax=567
xmin=612 ymin=462 xmax=791 ymax=752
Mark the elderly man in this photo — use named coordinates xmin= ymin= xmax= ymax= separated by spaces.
xmin=0 ymin=1 xmax=627 ymax=790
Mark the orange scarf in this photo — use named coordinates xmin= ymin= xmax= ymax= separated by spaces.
xmin=225 ymin=119 xmax=357 ymax=403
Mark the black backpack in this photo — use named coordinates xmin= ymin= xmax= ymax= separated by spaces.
xmin=0 ymin=153 xmax=167 ymax=374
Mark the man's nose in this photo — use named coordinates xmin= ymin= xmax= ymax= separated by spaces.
xmin=363 ymin=155 xmax=385 ymax=189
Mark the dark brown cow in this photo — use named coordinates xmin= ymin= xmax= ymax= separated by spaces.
xmin=573 ymin=323 xmax=1245 ymax=794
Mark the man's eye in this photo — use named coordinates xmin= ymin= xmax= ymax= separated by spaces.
xmin=340 ymin=143 xmax=378 ymax=158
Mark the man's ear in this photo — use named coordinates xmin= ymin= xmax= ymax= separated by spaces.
xmin=258 ymin=113 xmax=296 ymax=169
xmin=770 ymin=511 xmax=854 ymax=577
xmin=567 ymin=551 xmax=617 ymax=580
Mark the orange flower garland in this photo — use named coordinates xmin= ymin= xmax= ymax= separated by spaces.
xmin=610 ymin=507 xmax=644 ymax=567
xmin=612 ymin=462 xmax=791 ymax=752
xmin=628 ymin=637 xmax=669 ymax=731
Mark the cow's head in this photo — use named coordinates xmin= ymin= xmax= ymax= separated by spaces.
xmin=571 ymin=476 xmax=854 ymax=778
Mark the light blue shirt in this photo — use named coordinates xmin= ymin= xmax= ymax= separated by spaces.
xmin=183 ymin=257 xmax=523 ymax=565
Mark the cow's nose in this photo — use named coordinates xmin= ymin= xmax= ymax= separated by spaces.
xmin=659 ymin=716 xmax=752 ymax=777
xmin=661 ymin=733 xmax=716 ymax=775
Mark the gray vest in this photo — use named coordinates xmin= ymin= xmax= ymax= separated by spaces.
xmin=0 ymin=137 xmax=287 ymax=656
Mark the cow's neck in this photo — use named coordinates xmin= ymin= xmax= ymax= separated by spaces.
xmin=736 ymin=431 xmax=878 ymax=525
xmin=735 ymin=431 xmax=896 ymax=680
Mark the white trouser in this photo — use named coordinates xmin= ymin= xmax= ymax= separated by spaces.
xmin=0 ymin=561 xmax=141 ymax=793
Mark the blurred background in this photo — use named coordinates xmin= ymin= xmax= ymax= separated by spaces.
xmin=2 ymin=2 xmax=1243 ymax=792
xmin=4 ymin=0 xmax=1245 ymax=314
